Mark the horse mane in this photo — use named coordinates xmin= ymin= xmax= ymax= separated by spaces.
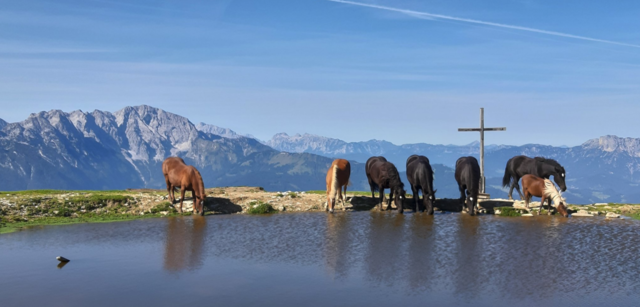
xmin=192 ymin=168 xmax=205 ymax=199
xmin=386 ymin=163 xmax=404 ymax=189
xmin=536 ymin=157 xmax=562 ymax=169
xmin=543 ymin=179 xmax=565 ymax=207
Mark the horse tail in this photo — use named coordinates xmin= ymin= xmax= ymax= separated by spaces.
xmin=329 ymin=165 xmax=340 ymax=201
xmin=502 ymin=164 xmax=513 ymax=188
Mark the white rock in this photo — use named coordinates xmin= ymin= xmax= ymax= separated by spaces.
xmin=522 ymin=213 xmax=534 ymax=217
xmin=572 ymin=210 xmax=594 ymax=217
xmin=606 ymin=212 xmax=621 ymax=218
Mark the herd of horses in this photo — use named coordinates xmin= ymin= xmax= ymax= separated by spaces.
xmin=160 ymin=153 xmax=569 ymax=218
xmin=326 ymin=155 xmax=569 ymax=217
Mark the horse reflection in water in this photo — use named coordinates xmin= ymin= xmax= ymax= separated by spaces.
xmin=453 ymin=214 xmax=483 ymax=300
xmin=406 ymin=214 xmax=436 ymax=292
xmin=364 ymin=213 xmax=407 ymax=286
xmin=164 ymin=216 xmax=207 ymax=272
xmin=323 ymin=213 xmax=355 ymax=280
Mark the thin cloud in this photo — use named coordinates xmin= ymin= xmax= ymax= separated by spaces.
xmin=328 ymin=0 xmax=640 ymax=49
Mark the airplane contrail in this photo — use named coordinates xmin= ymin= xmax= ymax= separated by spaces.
xmin=328 ymin=0 xmax=640 ymax=48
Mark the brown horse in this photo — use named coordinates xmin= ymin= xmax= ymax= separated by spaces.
xmin=162 ymin=157 xmax=206 ymax=216
xmin=325 ymin=159 xmax=351 ymax=213
xmin=521 ymin=174 xmax=569 ymax=217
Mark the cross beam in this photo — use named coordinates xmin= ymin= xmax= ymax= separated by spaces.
xmin=458 ymin=108 xmax=506 ymax=194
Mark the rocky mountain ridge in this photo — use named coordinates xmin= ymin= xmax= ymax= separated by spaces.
xmin=2 ymin=106 xmax=639 ymax=204
xmin=0 ymin=106 xmax=356 ymax=192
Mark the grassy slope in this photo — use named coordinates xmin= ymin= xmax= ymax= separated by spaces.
xmin=0 ymin=189 xmax=181 ymax=234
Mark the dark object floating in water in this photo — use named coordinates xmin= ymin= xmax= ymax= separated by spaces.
xmin=56 ymin=256 xmax=70 ymax=263
xmin=57 ymin=262 xmax=68 ymax=269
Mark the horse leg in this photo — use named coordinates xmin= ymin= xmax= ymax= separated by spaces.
xmin=179 ymin=188 xmax=186 ymax=214
xmin=369 ymin=179 xmax=376 ymax=199
xmin=191 ymin=189 xmax=198 ymax=214
xmin=165 ymin=178 xmax=173 ymax=203
xmin=378 ymin=189 xmax=384 ymax=211
xmin=341 ymin=185 xmax=347 ymax=211
xmin=539 ymin=195 xmax=546 ymax=216
xmin=508 ymin=180 xmax=515 ymax=200
xmin=459 ymin=186 xmax=466 ymax=211
xmin=514 ymin=178 xmax=525 ymax=200
xmin=412 ymin=186 xmax=419 ymax=212
xmin=388 ymin=189 xmax=395 ymax=211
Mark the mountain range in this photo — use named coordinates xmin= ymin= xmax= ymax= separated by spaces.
xmin=1 ymin=105 xmax=639 ymax=204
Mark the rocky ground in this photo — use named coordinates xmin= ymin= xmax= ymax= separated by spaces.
xmin=1 ymin=187 xmax=639 ymax=232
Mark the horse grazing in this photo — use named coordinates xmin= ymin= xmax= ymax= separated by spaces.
xmin=162 ymin=157 xmax=206 ymax=216
xmin=455 ymin=156 xmax=481 ymax=216
xmin=406 ymin=155 xmax=436 ymax=214
xmin=521 ymin=174 xmax=569 ymax=217
xmin=325 ymin=159 xmax=351 ymax=213
xmin=366 ymin=156 xmax=388 ymax=199
xmin=502 ymin=155 xmax=567 ymax=200
xmin=367 ymin=159 xmax=406 ymax=213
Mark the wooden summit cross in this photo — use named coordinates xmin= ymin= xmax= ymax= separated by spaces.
xmin=458 ymin=108 xmax=506 ymax=195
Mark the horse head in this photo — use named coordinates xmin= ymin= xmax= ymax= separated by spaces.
xmin=466 ymin=193 xmax=478 ymax=216
xmin=426 ymin=189 xmax=437 ymax=212
xmin=195 ymin=194 xmax=206 ymax=216
xmin=394 ymin=184 xmax=406 ymax=212
xmin=556 ymin=201 xmax=569 ymax=218
xmin=554 ymin=166 xmax=567 ymax=192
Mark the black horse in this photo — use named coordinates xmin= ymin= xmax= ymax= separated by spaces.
xmin=502 ymin=156 xmax=567 ymax=200
xmin=406 ymin=155 xmax=436 ymax=214
xmin=367 ymin=159 xmax=406 ymax=212
xmin=366 ymin=156 xmax=388 ymax=199
xmin=455 ymin=156 xmax=480 ymax=216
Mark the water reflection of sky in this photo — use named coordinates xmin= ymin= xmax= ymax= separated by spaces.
xmin=1 ymin=213 xmax=640 ymax=306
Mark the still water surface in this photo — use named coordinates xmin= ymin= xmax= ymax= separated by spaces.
xmin=1 ymin=212 xmax=640 ymax=306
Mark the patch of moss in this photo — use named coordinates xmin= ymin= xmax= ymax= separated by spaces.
xmin=247 ymin=201 xmax=276 ymax=214
xmin=497 ymin=206 xmax=522 ymax=217
xmin=150 ymin=201 xmax=177 ymax=214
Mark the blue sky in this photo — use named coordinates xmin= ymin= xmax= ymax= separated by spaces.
xmin=1 ymin=0 xmax=639 ymax=146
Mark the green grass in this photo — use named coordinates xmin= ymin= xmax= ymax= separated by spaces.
xmin=0 ymin=189 xmax=135 ymax=196
xmin=246 ymin=201 xmax=276 ymax=214
xmin=288 ymin=192 xmax=297 ymax=198
xmin=497 ymin=206 xmax=522 ymax=217
xmin=0 ymin=212 xmax=181 ymax=234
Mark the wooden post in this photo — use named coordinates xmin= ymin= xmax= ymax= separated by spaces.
xmin=458 ymin=108 xmax=506 ymax=195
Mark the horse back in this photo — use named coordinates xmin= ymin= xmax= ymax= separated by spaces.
xmin=521 ymin=174 xmax=544 ymax=197
xmin=327 ymin=159 xmax=351 ymax=187
xmin=366 ymin=156 xmax=387 ymax=174
xmin=455 ymin=156 xmax=480 ymax=187
xmin=406 ymin=156 xmax=433 ymax=187
xmin=162 ymin=156 xmax=187 ymax=176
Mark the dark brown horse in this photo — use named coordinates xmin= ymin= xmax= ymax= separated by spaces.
xmin=406 ymin=155 xmax=436 ymax=214
xmin=521 ymin=174 xmax=569 ymax=217
xmin=325 ymin=159 xmax=351 ymax=213
xmin=366 ymin=156 xmax=388 ymax=199
xmin=455 ymin=156 xmax=480 ymax=216
xmin=367 ymin=159 xmax=406 ymax=213
xmin=162 ymin=157 xmax=206 ymax=216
